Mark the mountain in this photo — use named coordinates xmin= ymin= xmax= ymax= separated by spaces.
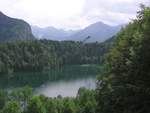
xmin=32 ymin=22 xmax=122 ymax=42
xmin=31 ymin=26 xmax=78 ymax=41
xmin=0 ymin=11 xmax=34 ymax=42
xmin=67 ymin=22 xmax=122 ymax=42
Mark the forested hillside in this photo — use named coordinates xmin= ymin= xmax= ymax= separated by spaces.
xmin=0 ymin=39 xmax=113 ymax=74
xmin=96 ymin=5 xmax=150 ymax=113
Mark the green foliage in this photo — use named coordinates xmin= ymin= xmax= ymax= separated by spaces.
xmin=26 ymin=96 xmax=46 ymax=113
xmin=46 ymin=99 xmax=59 ymax=113
xmin=0 ymin=40 xmax=59 ymax=73
xmin=0 ymin=90 xmax=7 ymax=110
xmin=96 ymin=6 xmax=150 ymax=113
xmin=0 ymin=86 xmax=97 ymax=113
xmin=63 ymin=98 xmax=76 ymax=113
xmin=10 ymin=86 xmax=32 ymax=102
xmin=77 ymin=87 xmax=96 ymax=113
xmin=1 ymin=101 xmax=21 ymax=113
xmin=0 ymin=39 xmax=112 ymax=74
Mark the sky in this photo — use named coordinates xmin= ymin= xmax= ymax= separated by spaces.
xmin=0 ymin=0 xmax=149 ymax=30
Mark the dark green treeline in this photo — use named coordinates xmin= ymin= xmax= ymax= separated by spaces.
xmin=96 ymin=5 xmax=150 ymax=113
xmin=0 ymin=39 xmax=112 ymax=74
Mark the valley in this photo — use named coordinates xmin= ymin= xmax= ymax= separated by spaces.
xmin=0 ymin=4 xmax=149 ymax=113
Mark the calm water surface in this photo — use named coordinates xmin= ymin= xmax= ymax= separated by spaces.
xmin=34 ymin=77 xmax=96 ymax=97
xmin=0 ymin=65 xmax=100 ymax=97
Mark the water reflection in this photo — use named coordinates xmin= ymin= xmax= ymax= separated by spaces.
xmin=0 ymin=65 xmax=99 ymax=97
xmin=34 ymin=77 xmax=96 ymax=97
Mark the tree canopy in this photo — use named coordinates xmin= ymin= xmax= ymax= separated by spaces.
xmin=0 ymin=39 xmax=112 ymax=74
xmin=96 ymin=5 xmax=150 ymax=113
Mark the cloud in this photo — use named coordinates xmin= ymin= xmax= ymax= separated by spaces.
xmin=0 ymin=0 xmax=149 ymax=29
xmin=82 ymin=0 xmax=149 ymax=26
xmin=0 ymin=0 xmax=85 ymax=29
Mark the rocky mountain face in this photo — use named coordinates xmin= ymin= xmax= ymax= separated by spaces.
xmin=0 ymin=11 xmax=34 ymax=42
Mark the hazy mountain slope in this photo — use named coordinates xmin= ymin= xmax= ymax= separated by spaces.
xmin=32 ymin=21 xmax=121 ymax=42
xmin=68 ymin=22 xmax=121 ymax=42
xmin=0 ymin=11 xmax=35 ymax=42
xmin=31 ymin=26 xmax=78 ymax=41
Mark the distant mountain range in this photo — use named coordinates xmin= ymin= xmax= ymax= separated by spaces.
xmin=31 ymin=26 xmax=78 ymax=41
xmin=0 ymin=11 xmax=34 ymax=42
xmin=32 ymin=22 xmax=122 ymax=42
xmin=0 ymin=11 xmax=122 ymax=43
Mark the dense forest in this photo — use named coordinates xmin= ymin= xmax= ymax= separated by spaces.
xmin=0 ymin=39 xmax=113 ymax=74
xmin=0 ymin=5 xmax=149 ymax=113
xmin=96 ymin=5 xmax=150 ymax=113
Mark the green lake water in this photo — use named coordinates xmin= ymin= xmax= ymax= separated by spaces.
xmin=0 ymin=65 xmax=100 ymax=97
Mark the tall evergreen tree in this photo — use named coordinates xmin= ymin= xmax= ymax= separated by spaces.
xmin=96 ymin=5 xmax=150 ymax=113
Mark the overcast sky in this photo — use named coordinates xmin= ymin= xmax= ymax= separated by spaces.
xmin=0 ymin=0 xmax=149 ymax=30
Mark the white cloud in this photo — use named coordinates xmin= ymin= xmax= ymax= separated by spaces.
xmin=82 ymin=0 xmax=149 ymax=26
xmin=0 ymin=0 xmax=85 ymax=29
xmin=16 ymin=0 xmax=84 ymax=18
xmin=0 ymin=0 xmax=149 ymax=29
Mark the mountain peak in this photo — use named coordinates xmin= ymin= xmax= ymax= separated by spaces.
xmin=0 ymin=11 xmax=3 ymax=14
xmin=94 ymin=21 xmax=106 ymax=25
xmin=0 ymin=11 xmax=9 ymax=20
xmin=0 ymin=11 xmax=5 ymax=17
xmin=67 ymin=21 xmax=121 ymax=42
xmin=88 ymin=21 xmax=109 ymax=28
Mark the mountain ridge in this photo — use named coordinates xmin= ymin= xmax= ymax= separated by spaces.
xmin=67 ymin=22 xmax=122 ymax=42
xmin=0 ymin=11 xmax=35 ymax=42
xmin=32 ymin=22 xmax=122 ymax=42
xmin=0 ymin=11 xmax=121 ymax=43
xmin=31 ymin=26 xmax=78 ymax=41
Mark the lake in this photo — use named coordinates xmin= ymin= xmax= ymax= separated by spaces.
xmin=0 ymin=65 xmax=100 ymax=97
